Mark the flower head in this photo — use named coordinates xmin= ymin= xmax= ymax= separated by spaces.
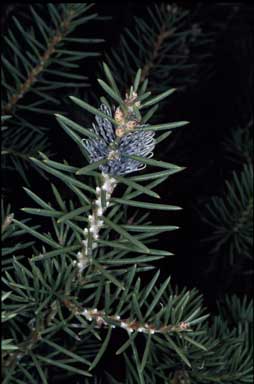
xmin=82 ymin=104 xmax=155 ymax=175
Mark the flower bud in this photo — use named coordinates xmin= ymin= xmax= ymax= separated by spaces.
xmin=114 ymin=107 xmax=124 ymax=124
xmin=115 ymin=127 xmax=125 ymax=138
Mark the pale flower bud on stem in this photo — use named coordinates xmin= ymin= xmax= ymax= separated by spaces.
xmin=2 ymin=213 xmax=14 ymax=233
xmin=78 ymin=306 xmax=192 ymax=335
xmin=76 ymin=96 xmax=154 ymax=273
xmin=75 ymin=173 xmax=116 ymax=274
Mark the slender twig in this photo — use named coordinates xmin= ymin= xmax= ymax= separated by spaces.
xmin=63 ymin=300 xmax=191 ymax=335
xmin=233 ymin=197 xmax=253 ymax=232
xmin=172 ymin=370 xmax=191 ymax=384
xmin=1 ymin=213 xmax=14 ymax=233
xmin=2 ymin=5 xmax=77 ymax=115
xmin=1 ymin=148 xmax=33 ymax=161
xmin=141 ymin=28 xmax=174 ymax=82
xmin=2 ymin=302 xmax=59 ymax=370
xmin=75 ymin=93 xmax=142 ymax=273
xmin=140 ymin=5 xmax=175 ymax=82
xmin=75 ymin=173 xmax=117 ymax=273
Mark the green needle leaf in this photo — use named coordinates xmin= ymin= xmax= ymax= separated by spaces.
xmin=131 ymin=169 xmax=184 ymax=181
xmin=101 ymin=255 xmax=164 ymax=265
xmin=140 ymin=333 xmax=152 ymax=372
xmin=55 ymin=117 xmax=83 ymax=148
xmin=57 ymin=206 xmax=90 ymax=223
xmin=112 ymin=197 xmax=182 ymax=211
xmin=70 ymin=96 xmax=116 ymax=124
xmin=116 ymin=332 xmax=138 ymax=355
xmin=104 ymin=216 xmax=150 ymax=253
xmin=187 ymin=314 xmax=210 ymax=326
xmin=98 ymin=79 xmax=124 ymax=107
xmin=21 ymin=208 xmax=62 ymax=218
xmin=125 ymin=154 xmax=182 ymax=170
xmin=12 ymin=219 xmax=60 ymax=249
xmin=134 ymin=68 xmax=142 ymax=92
xmin=140 ymin=88 xmax=176 ymax=109
xmin=114 ymin=175 xmax=160 ymax=199
xmin=140 ymin=270 xmax=160 ymax=307
xmin=141 ymin=104 xmax=159 ymax=124
xmin=30 ymin=157 xmax=94 ymax=197
xmin=140 ymin=121 xmax=189 ymax=132
xmin=55 ymin=114 xmax=98 ymax=145
xmin=51 ymin=183 xmax=67 ymax=211
xmin=37 ymin=355 xmax=92 ymax=377
xmin=145 ymin=276 xmax=171 ymax=319
xmin=31 ymin=245 xmax=80 ymax=261
xmin=23 ymin=187 xmax=53 ymax=210
xmin=76 ymin=159 xmax=108 ymax=175
xmin=30 ymin=352 xmax=48 ymax=384
xmin=55 ymin=113 xmax=99 ymax=140
xmin=183 ymin=334 xmax=208 ymax=351
xmin=165 ymin=335 xmax=191 ymax=368
xmin=102 ymin=62 xmax=121 ymax=97
xmin=122 ymin=225 xmax=179 ymax=232
xmin=156 ymin=131 xmax=172 ymax=144
xmin=93 ymin=260 xmax=125 ymax=290
xmin=41 ymin=158 xmax=78 ymax=174
xmin=89 ymin=327 xmax=112 ymax=371
xmin=97 ymin=240 xmax=172 ymax=256
xmin=42 ymin=338 xmax=91 ymax=365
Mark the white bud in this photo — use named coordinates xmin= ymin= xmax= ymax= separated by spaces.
xmin=97 ymin=208 xmax=103 ymax=216
xmin=77 ymin=263 xmax=83 ymax=272
xmin=82 ymin=309 xmax=92 ymax=321
xmin=90 ymin=225 xmax=99 ymax=235
xmin=82 ymin=240 xmax=88 ymax=247
xmin=95 ymin=198 xmax=101 ymax=207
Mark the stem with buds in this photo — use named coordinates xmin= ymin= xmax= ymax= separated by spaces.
xmin=74 ymin=173 xmax=117 ymax=273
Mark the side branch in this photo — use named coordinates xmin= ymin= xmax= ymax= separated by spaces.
xmin=64 ymin=301 xmax=191 ymax=335
xmin=141 ymin=5 xmax=175 ymax=82
xmin=75 ymin=173 xmax=117 ymax=273
xmin=2 ymin=5 xmax=76 ymax=115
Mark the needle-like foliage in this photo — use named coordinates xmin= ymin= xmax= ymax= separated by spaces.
xmin=104 ymin=3 xmax=211 ymax=95
xmin=202 ymin=163 xmax=253 ymax=269
xmin=1 ymin=4 xmax=253 ymax=384
xmin=1 ymin=64 xmax=204 ymax=383
xmin=1 ymin=3 xmax=104 ymax=185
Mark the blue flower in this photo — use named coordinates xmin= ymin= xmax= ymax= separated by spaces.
xmin=82 ymin=104 xmax=155 ymax=175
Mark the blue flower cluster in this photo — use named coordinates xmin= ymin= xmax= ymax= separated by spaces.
xmin=82 ymin=104 xmax=155 ymax=175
